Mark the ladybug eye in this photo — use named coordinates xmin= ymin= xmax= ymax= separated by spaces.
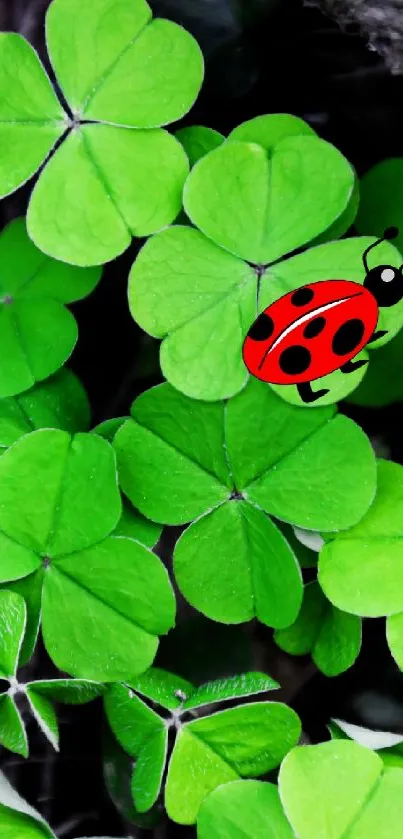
xmin=381 ymin=268 xmax=396 ymax=282
xmin=364 ymin=264 xmax=403 ymax=308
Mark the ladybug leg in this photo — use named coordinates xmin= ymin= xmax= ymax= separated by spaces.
xmin=368 ymin=329 xmax=388 ymax=343
xmin=340 ymin=359 xmax=369 ymax=374
xmin=297 ymin=382 xmax=330 ymax=404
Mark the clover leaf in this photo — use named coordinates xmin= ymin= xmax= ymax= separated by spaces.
xmin=279 ymin=740 xmax=403 ymax=839
xmin=129 ymin=133 xmax=403 ymax=404
xmin=0 ymin=218 xmax=100 ymax=396
xmin=0 ymin=0 xmax=204 ymax=267
xmin=104 ymin=667 xmax=300 ymax=824
xmin=319 ymin=460 xmax=403 ymax=618
xmin=0 ymin=429 xmax=175 ymax=681
xmin=197 ymin=780 xmax=294 ymax=839
xmin=274 ymin=581 xmax=362 ymax=677
xmin=114 ymin=380 xmax=375 ymax=628
xmin=0 ymin=367 xmax=90 ymax=452
xmin=0 ymin=590 xmax=104 ymax=756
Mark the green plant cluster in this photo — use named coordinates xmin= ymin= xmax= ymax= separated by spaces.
xmin=1 ymin=0 xmax=403 ymax=836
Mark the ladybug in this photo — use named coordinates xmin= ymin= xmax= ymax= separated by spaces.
xmin=243 ymin=227 xmax=402 ymax=403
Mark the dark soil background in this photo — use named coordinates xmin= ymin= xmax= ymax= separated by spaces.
xmin=2 ymin=0 xmax=403 ymax=836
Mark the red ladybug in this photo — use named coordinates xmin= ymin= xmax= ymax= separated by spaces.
xmin=243 ymin=227 xmax=402 ymax=403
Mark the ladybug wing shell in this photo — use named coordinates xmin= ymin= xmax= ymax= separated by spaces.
xmin=243 ymin=281 xmax=378 ymax=385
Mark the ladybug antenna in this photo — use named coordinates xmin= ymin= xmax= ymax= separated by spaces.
xmin=362 ymin=226 xmax=399 ymax=272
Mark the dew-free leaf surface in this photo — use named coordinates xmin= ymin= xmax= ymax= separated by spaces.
xmin=0 ymin=218 xmax=100 ymax=396
xmin=197 ymin=780 xmax=294 ymax=839
xmin=114 ymin=380 xmax=375 ymax=626
xmin=0 ymin=0 xmax=204 ymax=265
xmin=274 ymin=581 xmax=362 ymax=676
xmin=0 ymin=368 xmax=90 ymax=451
xmin=279 ymin=740 xmax=403 ymax=839
xmin=0 ymin=429 xmax=175 ymax=680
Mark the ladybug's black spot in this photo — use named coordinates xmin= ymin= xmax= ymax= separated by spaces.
xmin=291 ymin=287 xmax=314 ymax=307
xmin=303 ymin=316 xmax=326 ymax=339
xmin=332 ymin=319 xmax=365 ymax=356
xmin=247 ymin=312 xmax=274 ymax=341
xmin=280 ymin=345 xmax=311 ymax=375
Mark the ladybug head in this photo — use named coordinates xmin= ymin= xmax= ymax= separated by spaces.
xmin=363 ymin=227 xmax=403 ymax=307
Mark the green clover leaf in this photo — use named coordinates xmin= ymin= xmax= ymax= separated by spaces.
xmin=129 ymin=133 xmax=403 ymax=404
xmin=0 ymin=218 xmax=100 ymax=397
xmin=319 ymin=459 xmax=403 ymax=672
xmin=279 ymin=740 xmax=403 ymax=839
xmin=104 ymin=668 xmax=300 ymax=824
xmin=197 ymin=780 xmax=294 ymax=839
xmin=0 ymin=0 xmax=204 ymax=267
xmin=274 ymin=581 xmax=362 ymax=677
xmin=114 ymin=380 xmax=376 ymax=628
xmin=0 ymin=590 xmax=104 ymax=756
xmin=0 ymin=429 xmax=175 ymax=681
xmin=0 ymin=367 xmax=90 ymax=451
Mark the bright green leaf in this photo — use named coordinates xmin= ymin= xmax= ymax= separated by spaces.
xmin=0 ymin=591 xmax=26 ymax=677
xmin=0 ymin=34 xmax=65 ymax=198
xmin=0 ymin=696 xmax=28 ymax=757
xmin=42 ymin=535 xmax=175 ymax=680
xmin=183 ymin=672 xmax=279 ymax=710
xmin=166 ymin=701 xmax=301 ymax=824
xmin=26 ymin=689 xmax=59 ymax=751
xmin=0 ymin=217 xmax=100 ymax=397
xmin=26 ymin=679 xmax=105 ymax=704
xmin=319 ymin=460 xmax=403 ymax=616
xmin=174 ymin=502 xmax=303 ymax=628
xmin=0 ymin=772 xmax=55 ymax=837
xmin=2 ymin=571 xmax=43 ymax=666
xmin=227 ymin=113 xmax=316 ymax=148
xmin=176 ymin=126 xmax=225 ymax=166
xmin=104 ymin=683 xmax=164 ymax=758
xmin=183 ymin=137 xmax=354 ymax=265
xmin=279 ymin=740 xmax=403 ymax=839
xmin=128 ymin=225 xmax=256 ymax=401
xmin=0 ymin=368 xmax=90 ymax=451
xmin=197 ymin=780 xmax=294 ymax=839
xmin=274 ymin=581 xmax=362 ymax=677
xmin=93 ymin=417 xmax=129 ymax=442
xmin=0 ymin=429 xmax=121 ymax=555
xmin=128 ymin=667 xmax=193 ymax=711
xmin=131 ymin=726 xmax=168 ymax=812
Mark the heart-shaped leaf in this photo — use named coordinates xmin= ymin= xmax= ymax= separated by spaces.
xmin=279 ymin=740 xmax=403 ymax=839
xmin=0 ymin=0 xmax=203 ymax=266
xmin=274 ymin=581 xmax=362 ymax=676
xmin=0 ymin=218 xmax=100 ymax=397
xmin=197 ymin=780 xmax=294 ymax=839
xmin=0 ymin=429 xmax=175 ymax=680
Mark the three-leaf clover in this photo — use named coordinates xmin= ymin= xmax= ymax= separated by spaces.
xmin=0 ymin=429 xmax=175 ymax=681
xmin=0 ymin=0 xmax=204 ymax=266
xmin=0 ymin=218 xmax=100 ymax=397
xmin=197 ymin=780 xmax=294 ymax=839
xmin=114 ymin=379 xmax=376 ymax=629
xmin=0 ymin=367 xmax=90 ymax=452
xmin=279 ymin=740 xmax=403 ymax=839
xmin=104 ymin=667 xmax=301 ymax=824
xmin=274 ymin=581 xmax=362 ymax=677
xmin=129 ymin=117 xmax=403 ymax=405
xmin=319 ymin=459 xmax=403 ymax=672
xmin=0 ymin=590 xmax=104 ymax=756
